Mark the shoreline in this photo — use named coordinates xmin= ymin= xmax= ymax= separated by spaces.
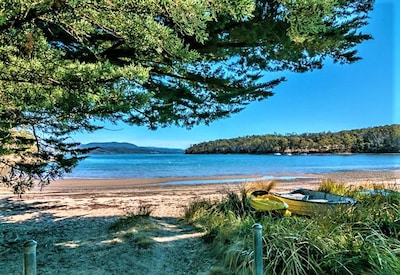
xmin=1 ymin=169 xmax=399 ymax=219
xmin=49 ymin=168 xmax=400 ymax=183
xmin=1 ymin=169 xmax=399 ymax=196
xmin=42 ymin=169 xmax=400 ymax=191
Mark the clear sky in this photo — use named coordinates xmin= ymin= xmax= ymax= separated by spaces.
xmin=72 ymin=0 xmax=399 ymax=149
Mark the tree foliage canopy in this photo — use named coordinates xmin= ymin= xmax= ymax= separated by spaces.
xmin=0 ymin=0 xmax=374 ymax=193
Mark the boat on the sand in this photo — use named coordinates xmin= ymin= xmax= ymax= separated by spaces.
xmin=272 ymin=188 xmax=357 ymax=216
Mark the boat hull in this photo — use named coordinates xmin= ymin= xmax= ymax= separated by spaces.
xmin=273 ymin=189 xmax=357 ymax=216
xmin=248 ymin=192 xmax=289 ymax=212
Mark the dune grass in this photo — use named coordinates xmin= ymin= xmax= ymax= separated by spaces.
xmin=108 ymin=204 xmax=156 ymax=248
xmin=184 ymin=180 xmax=400 ymax=274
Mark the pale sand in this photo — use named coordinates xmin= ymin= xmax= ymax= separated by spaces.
xmin=1 ymin=170 xmax=399 ymax=220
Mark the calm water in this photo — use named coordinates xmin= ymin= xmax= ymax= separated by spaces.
xmin=67 ymin=154 xmax=400 ymax=180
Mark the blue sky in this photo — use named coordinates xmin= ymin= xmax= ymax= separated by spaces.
xmin=72 ymin=0 xmax=399 ymax=149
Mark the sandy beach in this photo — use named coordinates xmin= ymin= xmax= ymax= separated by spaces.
xmin=2 ymin=170 xmax=398 ymax=218
xmin=1 ymin=170 xmax=399 ymax=274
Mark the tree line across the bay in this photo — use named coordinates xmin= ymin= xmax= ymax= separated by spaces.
xmin=185 ymin=124 xmax=400 ymax=154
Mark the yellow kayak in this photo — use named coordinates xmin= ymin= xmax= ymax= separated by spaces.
xmin=247 ymin=191 xmax=289 ymax=211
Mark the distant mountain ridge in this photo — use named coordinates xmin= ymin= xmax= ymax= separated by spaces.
xmin=80 ymin=142 xmax=184 ymax=154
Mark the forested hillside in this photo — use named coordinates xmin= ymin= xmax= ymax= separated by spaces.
xmin=185 ymin=125 xmax=400 ymax=154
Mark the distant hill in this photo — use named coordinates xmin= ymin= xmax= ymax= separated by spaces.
xmin=80 ymin=142 xmax=184 ymax=154
xmin=185 ymin=124 xmax=400 ymax=155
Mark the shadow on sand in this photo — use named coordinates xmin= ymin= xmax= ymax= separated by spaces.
xmin=0 ymin=198 xmax=215 ymax=275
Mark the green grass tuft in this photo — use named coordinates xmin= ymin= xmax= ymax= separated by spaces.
xmin=109 ymin=204 xmax=153 ymax=231
xmin=108 ymin=203 xmax=156 ymax=248
xmin=317 ymin=179 xmax=349 ymax=195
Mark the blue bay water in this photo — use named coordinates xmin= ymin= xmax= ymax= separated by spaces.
xmin=67 ymin=154 xmax=400 ymax=179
